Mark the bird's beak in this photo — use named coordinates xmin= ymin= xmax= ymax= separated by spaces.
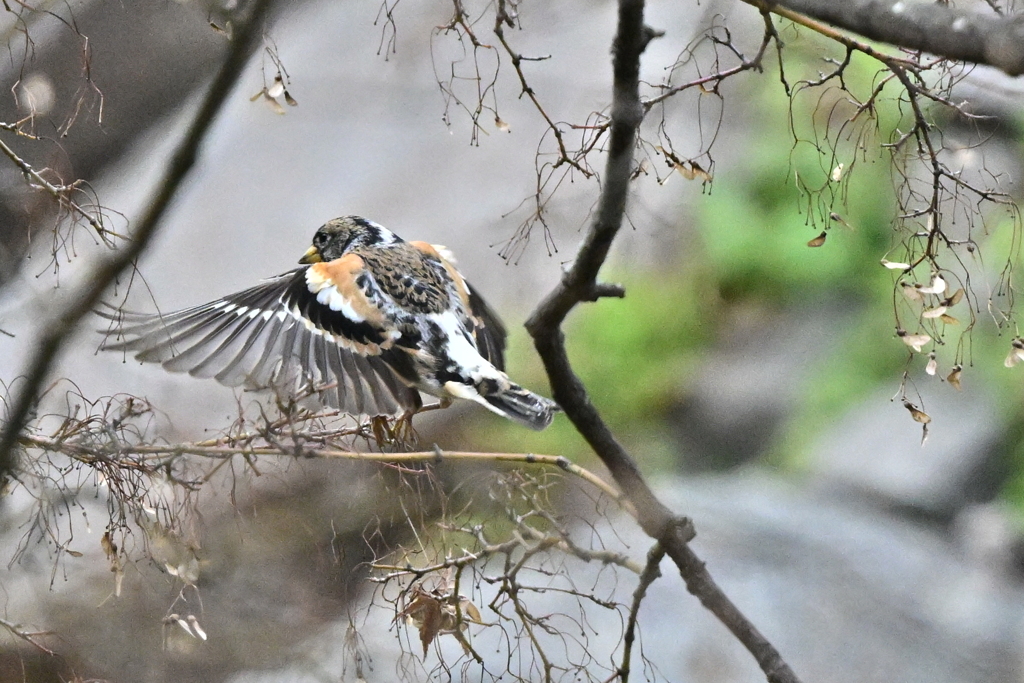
xmin=299 ymin=246 xmax=322 ymax=264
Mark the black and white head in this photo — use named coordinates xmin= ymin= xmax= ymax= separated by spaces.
xmin=299 ymin=216 xmax=401 ymax=264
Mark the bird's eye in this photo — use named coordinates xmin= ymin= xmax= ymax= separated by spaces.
xmin=315 ymin=233 xmax=326 ymax=246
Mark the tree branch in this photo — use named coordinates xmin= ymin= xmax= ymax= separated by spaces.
xmin=526 ymin=0 xmax=671 ymax=539
xmin=756 ymin=0 xmax=1024 ymax=76
xmin=525 ymin=1 xmax=802 ymax=681
xmin=0 ymin=0 xmax=276 ymax=483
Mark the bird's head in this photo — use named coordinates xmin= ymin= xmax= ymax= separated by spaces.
xmin=299 ymin=216 xmax=400 ymax=264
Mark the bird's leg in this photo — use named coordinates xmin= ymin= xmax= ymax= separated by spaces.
xmin=392 ymin=408 xmax=422 ymax=447
xmin=371 ymin=415 xmax=396 ymax=447
xmin=416 ymin=397 xmax=453 ymax=413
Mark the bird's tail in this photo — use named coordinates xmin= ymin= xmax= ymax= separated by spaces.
xmin=481 ymin=382 xmax=559 ymax=431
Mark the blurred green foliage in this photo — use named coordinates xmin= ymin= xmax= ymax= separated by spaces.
xmin=468 ymin=28 xmax=1024 ymax=510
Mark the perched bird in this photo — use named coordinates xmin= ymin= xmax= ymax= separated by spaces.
xmin=101 ymin=216 xmax=558 ymax=430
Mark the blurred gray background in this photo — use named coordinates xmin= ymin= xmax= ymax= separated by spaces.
xmin=1 ymin=1 xmax=1023 ymax=682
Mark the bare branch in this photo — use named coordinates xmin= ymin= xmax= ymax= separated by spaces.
xmin=756 ymin=0 xmax=1024 ymax=76
xmin=20 ymin=432 xmax=632 ymax=514
xmin=0 ymin=126 xmax=121 ymax=242
xmin=615 ymin=542 xmax=664 ymax=683
xmin=0 ymin=0 xmax=277 ymax=482
xmin=525 ymin=2 xmax=802 ymax=681
xmin=0 ymin=616 xmax=56 ymax=656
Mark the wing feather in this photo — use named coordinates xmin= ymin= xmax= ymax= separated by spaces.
xmin=99 ymin=266 xmax=419 ymax=417
xmin=352 ymin=353 xmax=394 ymax=414
xmin=336 ymin=347 xmax=368 ymax=413
xmin=466 ymin=281 xmax=507 ymax=372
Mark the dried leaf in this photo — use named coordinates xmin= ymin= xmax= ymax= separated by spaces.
xmin=631 ymin=158 xmax=650 ymax=180
xmin=947 ymin=364 xmax=962 ymax=390
xmin=916 ymin=274 xmax=947 ymax=295
xmin=831 ymin=162 xmax=844 ymax=182
xmin=188 ymin=615 xmax=207 ymax=641
xmin=898 ymin=330 xmax=931 ymax=352
xmin=66 ymin=549 xmax=83 ymax=558
xmin=101 ymin=531 xmax=117 ymax=558
xmin=267 ymin=77 xmax=285 ymax=99
xmin=494 ymin=116 xmax=510 ymax=133
xmin=945 ymin=288 xmax=965 ymax=306
xmin=881 ymin=259 xmax=911 ymax=270
xmin=459 ymin=598 xmax=483 ymax=625
xmin=655 ymin=147 xmax=711 ymax=182
xmin=922 ymin=305 xmax=947 ymax=319
xmin=829 ymin=212 xmax=849 ymax=226
xmin=284 ymin=91 xmax=298 ymax=107
xmin=1005 ymin=338 xmax=1024 ymax=368
xmin=901 ymin=282 xmax=923 ymax=302
xmin=101 ymin=531 xmax=123 ymax=596
xmin=903 ymin=400 xmax=931 ymax=424
xmin=145 ymin=517 xmax=200 ymax=585
xmin=209 ymin=21 xmax=231 ymax=37
xmin=925 ymin=352 xmax=937 ymax=376
xmin=398 ymin=589 xmax=444 ymax=657
xmin=176 ymin=617 xmax=194 ymax=637
xmin=113 ymin=568 xmax=123 ymax=597
xmin=939 ymin=314 xmax=959 ymax=325
xmin=210 ymin=20 xmax=233 ymax=38
xmin=261 ymin=92 xmax=286 ymax=115
xmin=807 ymin=231 xmax=827 ymax=247
xmin=675 ymin=159 xmax=712 ymax=183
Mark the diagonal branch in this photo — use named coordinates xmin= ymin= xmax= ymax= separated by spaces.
xmin=525 ymin=1 xmax=801 ymax=682
xmin=0 ymin=0 xmax=277 ymax=483
xmin=756 ymin=0 xmax=1024 ymax=76
xmin=525 ymin=0 xmax=671 ymax=539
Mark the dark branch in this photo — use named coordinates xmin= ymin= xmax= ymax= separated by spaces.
xmin=0 ymin=0 xmax=276 ymax=481
xmin=759 ymin=0 xmax=1024 ymax=76
xmin=526 ymin=0 xmax=672 ymax=537
xmin=525 ymin=1 xmax=803 ymax=682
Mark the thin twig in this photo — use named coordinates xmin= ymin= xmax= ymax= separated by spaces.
xmin=0 ymin=616 xmax=56 ymax=655
xmin=0 ymin=133 xmax=122 ymax=241
xmin=0 ymin=0 xmax=276 ymax=482
xmin=19 ymin=434 xmax=634 ymax=516
xmin=612 ymin=541 xmax=664 ymax=683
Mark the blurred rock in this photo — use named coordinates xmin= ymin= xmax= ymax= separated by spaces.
xmin=670 ymin=304 xmax=849 ymax=470
xmin=225 ymin=471 xmax=1024 ymax=683
xmin=809 ymin=385 xmax=1006 ymax=521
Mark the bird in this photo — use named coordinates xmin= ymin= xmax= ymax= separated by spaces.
xmin=100 ymin=216 xmax=558 ymax=430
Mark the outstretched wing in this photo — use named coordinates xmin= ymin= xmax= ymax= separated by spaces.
xmin=100 ymin=264 xmax=421 ymax=417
